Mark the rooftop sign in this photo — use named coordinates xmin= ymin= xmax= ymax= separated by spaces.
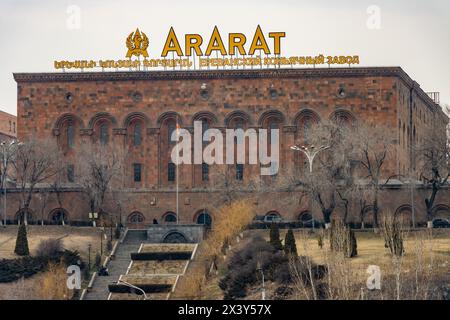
xmin=54 ymin=26 xmax=360 ymax=71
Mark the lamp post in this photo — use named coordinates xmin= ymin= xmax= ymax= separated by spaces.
xmin=117 ymin=279 xmax=149 ymax=300
xmin=256 ymin=261 xmax=265 ymax=300
xmin=88 ymin=243 xmax=92 ymax=272
xmin=290 ymin=144 xmax=330 ymax=173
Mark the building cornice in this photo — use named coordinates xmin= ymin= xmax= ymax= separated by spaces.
xmin=13 ymin=66 xmax=443 ymax=115
xmin=14 ymin=66 xmax=409 ymax=83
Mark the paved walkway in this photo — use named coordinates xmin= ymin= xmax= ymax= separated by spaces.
xmin=83 ymin=230 xmax=146 ymax=300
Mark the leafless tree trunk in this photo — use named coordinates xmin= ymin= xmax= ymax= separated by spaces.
xmin=11 ymin=138 xmax=62 ymax=225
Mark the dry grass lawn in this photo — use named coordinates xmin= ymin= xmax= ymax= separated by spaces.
xmin=0 ymin=225 xmax=104 ymax=261
xmin=0 ymin=225 xmax=107 ymax=300
xmin=193 ymin=228 xmax=450 ymax=300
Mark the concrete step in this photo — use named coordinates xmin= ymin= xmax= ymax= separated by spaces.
xmin=83 ymin=241 xmax=141 ymax=300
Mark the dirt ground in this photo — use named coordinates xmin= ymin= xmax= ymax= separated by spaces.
xmin=0 ymin=225 xmax=106 ymax=261
xmin=199 ymin=228 xmax=450 ymax=299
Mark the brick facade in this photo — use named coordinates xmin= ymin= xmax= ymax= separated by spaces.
xmin=9 ymin=67 xmax=449 ymax=226
xmin=0 ymin=110 xmax=17 ymax=142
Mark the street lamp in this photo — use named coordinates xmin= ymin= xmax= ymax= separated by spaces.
xmin=117 ymin=279 xmax=149 ymax=300
xmin=290 ymin=144 xmax=330 ymax=173
xmin=256 ymin=261 xmax=266 ymax=300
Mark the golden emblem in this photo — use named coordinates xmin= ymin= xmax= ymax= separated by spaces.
xmin=126 ymin=28 xmax=149 ymax=58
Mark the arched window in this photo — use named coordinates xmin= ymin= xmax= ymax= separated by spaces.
xmin=128 ymin=212 xmax=145 ymax=224
xmin=100 ymin=123 xmax=109 ymax=145
xmin=264 ymin=211 xmax=281 ymax=223
xmin=163 ymin=212 xmax=177 ymax=224
xmin=196 ymin=210 xmax=212 ymax=227
xmin=133 ymin=122 xmax=142 ymax=146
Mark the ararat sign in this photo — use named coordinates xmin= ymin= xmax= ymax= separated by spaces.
xmin=53 ymin=25 xmax=360 ymax=70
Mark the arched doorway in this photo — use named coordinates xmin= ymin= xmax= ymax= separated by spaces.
xmin=48 ymin=208 xmax=69 ymax=225
xmin=432 ymin=204 xmax=450 ymax=220
xmin=15 ymin=209 xmax=33 ymax=225
xmin=394 ymin=205 xmax=413 ymax=228
xmin=298 ymin=211 xmax=313 ymax=227
xmin=362 ymin=205 xmax=375 ymax=229
xmin=195 ymin=210 xmax=212 ymax=228
xmin=162 ymin=212 xmax=177 ymax=224
xmin=163 ymin=231 xmax=188 ymax=243
xmin=127 ymin=211 xmax=145 ymax=229
xmin=431 ymin=204 xmax=450 ymax=227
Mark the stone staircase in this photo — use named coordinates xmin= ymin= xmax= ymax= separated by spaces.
xmin=83 ymin=230 xmax=146 ymax=300
xmin=108 ymin=243 xmax=198 ymax=300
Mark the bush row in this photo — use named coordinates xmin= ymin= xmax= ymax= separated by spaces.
xmin=130 ymin=252 xmax=192 ymax=261
xmin=0 ymin=250 xmax=84 ymax=283
xmin=108 ymin=283 xmax=172 ymax=293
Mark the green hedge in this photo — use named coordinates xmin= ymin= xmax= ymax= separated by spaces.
xmin=130 ymin=252 xmax=192 ymax=261
xmin=0 ymin=250 xmax=84 ymax=283
xmin=108 ymin=283 xmax=172 ymax=293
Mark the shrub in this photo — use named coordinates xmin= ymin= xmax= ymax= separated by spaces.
xmin=269 ymin=223 xmax=283 ymax=251
xmin=220 ymin=236 xmax=291 ymax=299
xmin=329 ymin=220 xmax=357 ymax=258
xmin=274 ymin=285 xmax=294 ymax=300
xmin=382 ymin=215 xmax=404 ymax=256
xmin=35 ymin=238 xmax=63 ymax=258
xmin=14 ymin=224 xmax=29 ymax=256
xmin=284 ymin=229 xmax=297 ymax=256
xmin=36 ymin=262 xmax=71 ymax=300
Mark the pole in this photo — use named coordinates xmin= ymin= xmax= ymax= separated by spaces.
xmin=88 ymin=244 xmax=91 ymax=271
xmin=100 ymin=229 xmax=103 ymax=257
xmin=3 ymin=147 xmax=6 ymax=227
xmin=110 ymin=216 xmax=113 ymax=242
xmin=176 ymin=121 xmax=180 ymax=225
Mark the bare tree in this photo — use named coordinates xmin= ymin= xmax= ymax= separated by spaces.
xmin=36 ymin=187 xmax=50 ymax=226
xmin=416 ymin=121 xmax=449 ymax=227
xmin=77 ymin=142 xmax=125 ymax=224
xmin=353 ymin=124 xmax=395 ymax=228
xmin=290 ymin=121 xmax=356 ymax=228
xmin=0 ymin=140 xmax=20 ymax=225
xmin=12 ymin=138 xmax=61 ymax=224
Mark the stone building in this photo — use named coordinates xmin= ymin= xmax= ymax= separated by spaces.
xmin=0 ymin=110 xmax=17 ymax=142
xmin=7 ymin=67 xmax=449 ymax=227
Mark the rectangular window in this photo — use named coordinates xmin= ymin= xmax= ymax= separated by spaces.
xmin=67 ymin=124 xmax=75 ymax=149
xmin=133 ymin=163 xmax=142 ymax=182
xmin=202 ymin=163 xmax=209 ymax=181
xmin=236 ymin=164 xmax=244 ymax=181
xmin=133 ymin=123 xmax=142 ymax=146
xmin=168 ymin=123 xmax=175 ymax=144
xmin=67 ymin=164 xmax=75 ymax=183
xmin=168 ymin=163 xmax=176 ymax=182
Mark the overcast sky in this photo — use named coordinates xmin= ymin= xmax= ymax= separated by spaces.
xmin=0 ymin=0 xmax=449 ymax=115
